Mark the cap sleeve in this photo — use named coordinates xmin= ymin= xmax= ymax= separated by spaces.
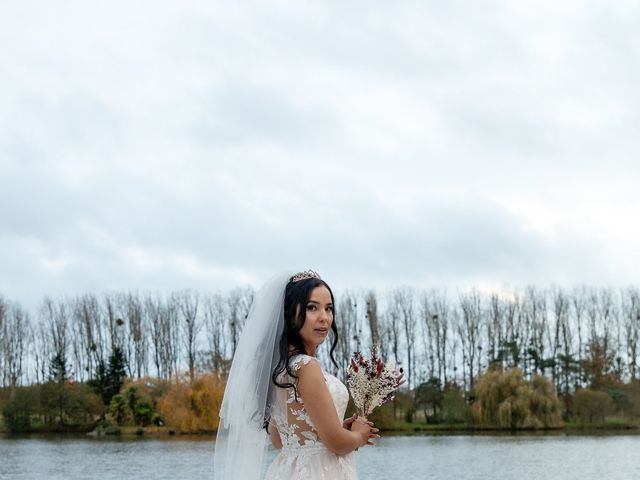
xmin=289 ymin=354 xmax=318 ymax=373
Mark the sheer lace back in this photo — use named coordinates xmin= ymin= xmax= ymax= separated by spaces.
xmin=265 ymin=354 xmax=357 ymax=480
xmin=270 ymin=354 xmax=349 ymax=449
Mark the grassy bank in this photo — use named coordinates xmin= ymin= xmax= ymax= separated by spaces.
xmin=107 ymin=420 xmax=640 ymax=437
xmin=378 ymin=418 xmax=640 ymax=435
xmin=89 ymin=425 xmax=211 ymax=437
xmin=3 ymin=417 xmax=639 ymax=438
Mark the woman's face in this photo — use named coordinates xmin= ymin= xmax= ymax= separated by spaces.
xmin=298 ymin=285 xmax=334 ymax=355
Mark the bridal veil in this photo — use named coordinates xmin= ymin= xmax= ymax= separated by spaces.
xmin=213 ymin=271 xmax=291 ymax=479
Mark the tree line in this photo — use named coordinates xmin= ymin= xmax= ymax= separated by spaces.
xmin=0 ymin=288 xmax=253 ymax=387
xmin=2 ymin=284 xmax=640 ymax=431
xmin=1 ymin=285 xmax=640 ymax=394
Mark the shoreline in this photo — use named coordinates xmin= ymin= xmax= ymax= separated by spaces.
xmin=3 ymin=423 xmax=639 ymax=438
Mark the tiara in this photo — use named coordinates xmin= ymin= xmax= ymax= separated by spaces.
xmin=291 ymin=270 xmax=322 ymax=283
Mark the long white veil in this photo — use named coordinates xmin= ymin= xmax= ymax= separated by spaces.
xmin=213 ymin=271 xmax=291 ymax=479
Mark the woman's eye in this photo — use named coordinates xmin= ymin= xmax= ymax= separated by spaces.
xmin=306 ymin=304 xmax=316 ymax=311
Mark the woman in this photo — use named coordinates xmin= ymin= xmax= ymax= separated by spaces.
xmin=214 ymin=271 xmax=377 ymax=480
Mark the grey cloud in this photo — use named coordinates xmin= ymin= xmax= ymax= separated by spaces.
xmin=1 ymin=1 xmax=639 ymax=312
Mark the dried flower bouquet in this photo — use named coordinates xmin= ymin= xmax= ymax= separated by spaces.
xmin=347 ymin=350 xmax=404 ymax=417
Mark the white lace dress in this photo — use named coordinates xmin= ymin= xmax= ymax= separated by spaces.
xmin=264 ymin=354 xmax=358 ymax=480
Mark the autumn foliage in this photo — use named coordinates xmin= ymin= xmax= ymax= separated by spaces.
xmin=157 ymin=374 xmax=226 ymax=433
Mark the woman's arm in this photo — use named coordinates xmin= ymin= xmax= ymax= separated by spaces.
xmin=297 ymin=359 xmax=371 ymax=455
xmin=269 ymin=422 xmax=282 ymax=449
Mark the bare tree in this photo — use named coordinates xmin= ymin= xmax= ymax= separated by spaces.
xmin=385 ymin=299 xmax=402 ymax=375
xmin=609 ymin=289 xmax=625 ymax=378
xmin=487 ymin=293 xmax=504 ymax=369
xmin=549 ymin=286 xmax=570 ymax=388
xmin=125 ymin=292 xmax=147 ymax=379
xmin=419 ymin=292 xmax=437 ymax=382
xmin=227 ymin=287 xmax=254 ymax=357
xmin=70 ymin=294 xmax=105 ymax=382
xmin=103 ymin=293 xmax=125 ymax=351
xmin=390 ymin=288 xmax=416 ymax=389
xmin=458 ymin=290 xmax=482 ymax=389
xmin=571 ymin=286 xmax=587 ymax=388
xmin=165 ymin=295 xmax=181 ymax=379
xmin=146 ymin=294 xmax=164 ymax=378
xmin=431 ymin=290 xmax=451 ymax=385
xmin=516 ymin=287 xmax=537 ymax=378
xmin=491 ymin=291 xmax=522 ymax=371
xmin=551 ymin=286 xmax=576 ymax=396
xmin=32 ymin=315 xmax=50 ymax=384
xmin=335 ymin=291 xmax=358 ymax=381
xmin=623 ymin=287 xmax=640 ymax=380
xmin=203 ymin=292 xmax=229 ymax=375
xmin=146 ymin=295 xmax=160 ymax=377
xmin=585 ymin=288 xmax=615 ymax=378
xmin=447 ymin=313 xmax=462 ymax=386
xmin=420 ymin=289 xmax=451 ymax=384
xmin=177 ymin=290 xmax=201 ymax=381
xmin=0 ymin=296 xmax=6 ymax=386
xmin=365 ymin=291 xmax=379 ymax=350
xmin=375 ymin=307 xmax=392 ymax=364
xmin=144 ymin=293 xmax=180 ymax=380
xmin=524 ymin=286 xmax=549 ymax=378
xmin=1 ymin=301 xmax=31 ymax=387
xmin=40 ymin=297 xmax=70 ymax=382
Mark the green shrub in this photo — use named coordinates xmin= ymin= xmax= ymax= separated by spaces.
xmin=573 ymin=389 xmax=613 ymax=424
xmin=607 ymin=388 xmax=632 ymax=416
xmin=472 ymin=367 xmax=562 ymax=429
xmin=366 ymin=402 xmax=395 ymax=430
xmin=41 ymin=382 xmax=103 ymax=427
xmin=1 ymin=387 xmax=38 ymax=432
xmin=108 ymin=394 xmax=127 ymax=425
xmin=134 ymin=400 xmax=153 ymax=426
xmin=414 ymin=378 xmax=444 ymax=423
xmin=441 ymin=383 xmax=468 ymax=424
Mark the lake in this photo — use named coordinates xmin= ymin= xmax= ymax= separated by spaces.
xmin=1 ymin=433 xmax=639 ymax=479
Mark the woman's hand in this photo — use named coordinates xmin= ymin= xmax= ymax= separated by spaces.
xmin=345 ymin=415 xmax=380 ymax=446
xmin=342 ymin=413 xmax=357 ymax=430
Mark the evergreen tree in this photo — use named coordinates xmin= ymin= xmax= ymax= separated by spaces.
xmin=89 ymin=346 xmax=127 ymax=405
xmin=49 ymin=352 xmax=68 ymax=384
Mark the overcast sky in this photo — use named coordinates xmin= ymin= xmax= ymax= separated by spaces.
xmin=1 ymin=1 xmax=639 ymax=311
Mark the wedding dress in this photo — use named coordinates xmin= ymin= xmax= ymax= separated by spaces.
xmin=264 ymin=353 xmax=357 ymax=480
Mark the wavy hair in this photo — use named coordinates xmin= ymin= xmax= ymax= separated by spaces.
xmin=263 ymin=276 xmax=339 ymax=431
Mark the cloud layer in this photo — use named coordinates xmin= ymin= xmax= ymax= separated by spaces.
xmin=1 ymin=1 xmax=639 ymax=309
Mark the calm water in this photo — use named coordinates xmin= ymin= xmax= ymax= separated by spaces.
xmin=1 ymin=433 xmax=640 ymax=479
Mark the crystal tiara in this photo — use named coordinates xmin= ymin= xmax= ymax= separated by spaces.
xmin=291 ymin=270 xmax=322 ymax=283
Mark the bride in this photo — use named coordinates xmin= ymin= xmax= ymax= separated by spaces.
xmin=214 ymin=270 xmax=378 ymax=479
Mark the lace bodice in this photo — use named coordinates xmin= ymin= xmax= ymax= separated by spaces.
xmin=270 ymin=354 xmax=349 ymax=449
xmin=265 ymin=354 xmax=357 ymax=480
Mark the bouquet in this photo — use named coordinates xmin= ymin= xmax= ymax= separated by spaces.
xmin=347 ymin=350 xmax=404 ymax=417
